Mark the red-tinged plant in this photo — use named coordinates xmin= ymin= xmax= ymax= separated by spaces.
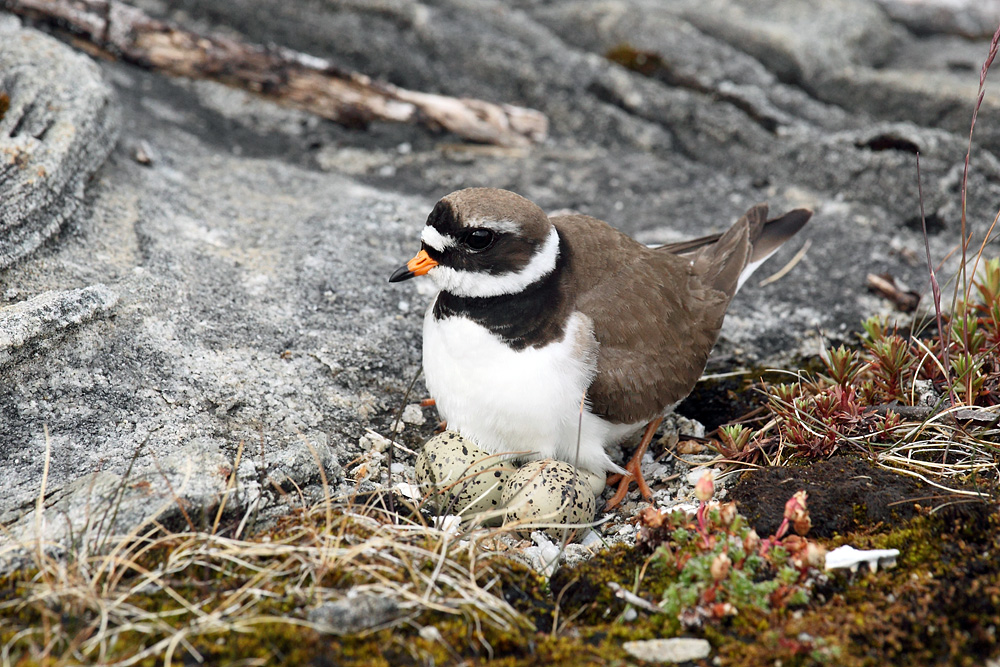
xmin=637 ymin=485 xmax=825 ymax=627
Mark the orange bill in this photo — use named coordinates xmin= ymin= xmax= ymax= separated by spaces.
xmin=388 ymin=248 xmax=438 ymax=282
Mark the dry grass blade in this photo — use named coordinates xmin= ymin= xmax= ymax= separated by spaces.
xmin=758 ymin=239 xmax=811 ymax=287
xmin=956 ymin=22 xmax=1000 ymax=351
xmin=1 ymin=485 xmax=531 ymax=666
xmin=916 ymin=153 xmax=954 ymax=404
xmin=749 ymin=383 xmax=998 ymax=496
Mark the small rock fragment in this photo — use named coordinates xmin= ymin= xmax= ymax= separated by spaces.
xmin=0 ymin=285 xmax=118 ymax=366
xmin=401 ymin=403 xmax=426 ymax=425
xmin=308 ymin=593 xmax=401 ymax=634
xmin=622 ymin=637 xmax=711 ymax=663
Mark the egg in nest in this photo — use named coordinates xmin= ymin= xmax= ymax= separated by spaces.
xmin=415 ymin=431 xmax=516 ymax=524
xmin=501 ymin=459 xmax=597 ymax=541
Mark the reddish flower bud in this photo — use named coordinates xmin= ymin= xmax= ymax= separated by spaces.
xmin=694 ymin=471 xmax=715 ymax=502
xmin=784 ymin=490 xmax=811 ymax=536
xmin=805 ymin=542 xmax=827 ymax=568
xmin=783 ymin=490 xmax=808 ymax=521
xmin=710 ymin=552 xmax=731 ymax=582
xmin=743 ymin=529 xmax=760 ymax=554
xmin=719 ymin=502 xmax=737 ymax=527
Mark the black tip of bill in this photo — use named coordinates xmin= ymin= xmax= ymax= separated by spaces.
xmin=388 ymin=265 xmax=415 ymax=283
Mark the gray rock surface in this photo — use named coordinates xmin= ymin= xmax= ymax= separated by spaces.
xmin=0 ymin=284 xmax=117 ymax=366
xmin=2 ymin=1 xmax=999 ymax=548
xmin=874 ymin=0 xmax=1000 ymax=38
xmin=0 ymin=15 xmax=121 ymax=269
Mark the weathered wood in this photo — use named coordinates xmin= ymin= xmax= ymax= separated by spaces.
xmin=866 ymin=272 xmax=921 ymax=312
xmin=4 ymin=0 xmax=549 ymax=147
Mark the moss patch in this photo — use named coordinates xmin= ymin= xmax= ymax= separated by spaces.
xmin=2 ymin=458 xmax=999 ymax=666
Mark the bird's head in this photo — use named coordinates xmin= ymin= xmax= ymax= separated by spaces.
xmin=389 ymin=188 xmax=559 ymax=298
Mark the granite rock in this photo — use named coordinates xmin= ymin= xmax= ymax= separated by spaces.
xmin=0 ymin=16 xmax=121 ymax=269
xmin=2 ymin=1 xmax=999 ymax=548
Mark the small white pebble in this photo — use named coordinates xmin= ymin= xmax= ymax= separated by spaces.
xmin=401 ymin=403 xmax=425 ymax=425
xmin=433 ymin=515 xmax=462 ymax=534
xmin=825 ymin=545 xmax=899 ymax=572
xmin=686 ymin=467 xmax=717 ymax=487
xmin=667 ymin=501 xmax=699 ymax=515
xmin=623 ymin=638 xmax=711 ymax=663
xmin=390 ymin=462 xmax=405 ymax=474
xmin=362 ymin=430 xmax=393 ymax=452
xmin=393 ymin=482 xmax=421 ymax=500
xmin=397 ymin=300 xmax=410 ymax=312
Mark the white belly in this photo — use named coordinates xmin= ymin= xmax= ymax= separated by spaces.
xmin=422 ymin=300 xmax=637 ymax=474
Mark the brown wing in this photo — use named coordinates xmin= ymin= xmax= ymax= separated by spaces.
xmin=552 ymin=211 xmax=757 ymax=425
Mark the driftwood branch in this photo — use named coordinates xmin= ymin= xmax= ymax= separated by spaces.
xmin=4 ymin=0 xmax=548 ymax=147
xmin=866 ymin=272 xmax=921 ymax=312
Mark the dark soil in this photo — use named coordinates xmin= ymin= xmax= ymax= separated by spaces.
xmin=727 ymin=456 xmax=985 ymax=537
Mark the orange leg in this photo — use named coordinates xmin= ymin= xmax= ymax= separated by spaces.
xmin=604 ymin=416 xmax=663 ymax=510
xmin=418 ymin=398 xmax=446 ymax=431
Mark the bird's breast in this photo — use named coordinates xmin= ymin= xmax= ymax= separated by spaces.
xmin=421 ymin=300 xmax=611 ymax=465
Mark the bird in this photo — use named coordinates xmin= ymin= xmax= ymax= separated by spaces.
xmin=389 ymin=188 xmax=811 ymax=508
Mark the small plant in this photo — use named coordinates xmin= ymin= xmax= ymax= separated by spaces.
xmin=716 ymin=424 xmax=761 ymax=463
xmin=636 ymin=480 xmax=825 ymax=627
xmin=719 ymin=257 xmax=1000 ymax=488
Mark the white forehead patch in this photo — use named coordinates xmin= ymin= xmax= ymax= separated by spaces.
xmin=421 ymin=225 xmax=455 ymax=252
xmin=428 ymin=227 xmax=560 ymax=298
xmin=467 ymin=217 xmax=520 ymax=234
xmin=421 ymin=217 xmax=525 ymax=253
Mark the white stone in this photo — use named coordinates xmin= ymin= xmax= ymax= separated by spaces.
xmin=392 ymin=482 xmax=421 ymax=500
xmin=401 ymin=403 xmax=426 ymax=425
xmin=825 ymin=545 xmax=900 ymax=572
xmin=686 ymin=467 xmax=717 ymax=487
xmin=622 ymin=638 xmax=711 ymax=663
xmin=432 ymin=515 xmax=462 ymax=535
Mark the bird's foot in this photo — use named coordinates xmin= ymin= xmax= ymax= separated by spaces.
xmin=604 ymin=457 xmax=653 ymax=510
xmin=603 ymin=416 xmax=662 ymax=511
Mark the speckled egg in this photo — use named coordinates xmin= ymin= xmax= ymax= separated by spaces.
xmin=415 ymin=431 xmax=516 ymax=524
xmin=501 ymin=459 xmax=597 ymax=541
xmin=577 ymin=467 xmax=607 ymax=497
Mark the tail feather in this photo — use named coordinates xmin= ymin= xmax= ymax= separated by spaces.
xmin=662 ymin=204 xmax=812 ymax=294
xmin=748 ymin=208 xmax=812 ymax=264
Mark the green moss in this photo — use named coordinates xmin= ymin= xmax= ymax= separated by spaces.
xmin=710 ymin=508 xmax=1000 ymax=666
xmin=3 ymin=474 xmax=998 ymax=666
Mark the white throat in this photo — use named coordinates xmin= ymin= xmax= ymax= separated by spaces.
xmin=428 ymin=227 xmax=560 ymax=298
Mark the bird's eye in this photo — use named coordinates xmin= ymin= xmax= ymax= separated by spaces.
xmin=465 ymin=228 xmax=495 ymax=251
